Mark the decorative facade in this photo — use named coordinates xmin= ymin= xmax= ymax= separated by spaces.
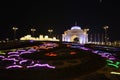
xmin=62 ymin=25 xmax=89 ymax=44
xmin=20 ymin=35 xmax=59 ymax=41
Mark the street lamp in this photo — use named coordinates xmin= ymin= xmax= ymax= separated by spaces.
xmin=103 ymin=26 xmax=109 ymax=45
xmin=48 ymin=29 xmax=53 ymax=36
xmin=84 ymin=28 xmax=89 ymax=32
xmin=12 ymin=27 xmax=18 ymax=40
xmin=31 ymin=28 xmax=36 ymax=37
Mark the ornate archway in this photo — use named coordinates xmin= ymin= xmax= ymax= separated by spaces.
xmin=71 ymin=35 xmax=79 ymax=43
xmin=73 ymin=37 xmax=79 ymax=43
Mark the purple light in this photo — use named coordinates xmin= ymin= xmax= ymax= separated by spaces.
xmin=8 ymin=52 xmax=19 ymax=55
xmin=92 ymin=50 xmax=99 ymax=54
xmin=92 ymin=49 xmax=117 ymax=60
xmin=2 ymin=58 xmax=19 ymax=62
xmin=6 ymin=65 xmax=23 ymax=69
xmin=8 ymin=54 xmax=20 ymax=58
xmin=80 ymin=47 xmax=90 ymax=50
xmin=30 ymin=40 xmax=34 ymax=42
xmin=19 ymin=60 xmax=34 ymax=65
xmin=109 ymin=57 xmax=116 ymax=60
xmin=20 ymin=51 xmax=32 ymax=55
xmin=0 ymin=55 xmax=5 ymax=59
xmin=26 ymin=63 xmax=55 ymax=69
xmin=27 ymin=49 xmax=36 ymax=52
xmin=108 ymin=56 xmax=116 ymax=60
xmin=17 ymin=50 xmax=26 ymax=53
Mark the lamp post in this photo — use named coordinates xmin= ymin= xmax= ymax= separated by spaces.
xmin=31 ymin=28 xmax=36 ymax=37
xmin=84 ymin=28 xmax=89 ymax=33
xmin=48 ymin=29 xmax=53 ymax=37
xmin=12 ymin=27 xmax=18 ymax=40
xmin=103 ymin=26 xmax=109 ymax=45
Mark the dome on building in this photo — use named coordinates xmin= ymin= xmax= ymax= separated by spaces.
xmin=71 ymin=26 xmax=81 ymax=30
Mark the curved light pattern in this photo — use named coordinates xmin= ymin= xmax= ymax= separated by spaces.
xmin=2 ymin=58 xmax=19 ymax=62
xmin=27 ymin=63 xmax=55 ymax=69
xmin=17 ymin=50 xmax=26 ymax=52
xmin=8 ymin=54 xmax=20 ymax=58
xmin=2 ymin=59 xmax=16 ymax=65
xmin=45 ymin=53 xmax=57 ymax=56
xmin=80 ymin=47 xmax=89 ymax=50
xmin=0 ymin=51 xmax=6 ymax=55
xmin=92 ymin=50 xmax=116 ymax=60
xmin=106 ymin=60 xmax=114 ymax=63
xmin=92 ymin=50 xmax=99 ymax=54
xmin=110 ymin=72 xmax=120 ymax=75
xmin=20 ymin=51 xmax=32 ymax=55
xmin=19 ymin=60 xmax=34 ymax=65
xmin=27 ymin=49 xmax=36 ymax=52
xmin=33 ymin=43 xmax=58 ymax=50
xmin=0 ymin=52 xmax=6 ymax=55
xmin=0 ymin=43 xmax=58 ymax=70
xmin=71 ymin=44 xmax=118 ymax=61
xmin=0 ymin=55 xmax=5 ymax=59
xmin=71 ymin=44 xmax=117 ymax=61
xmin=70 ymin=44 xmax=120 ymax=69
xmin=109 ymin=57 xmax=116 ymax=60
xmin=8 ymin=52 xmax=19 ymax=55
xmin=6 ymin=65 xmax=23 ymax=69
xmin=108 ymin=56 xmax=116 ymax=60
xmin=107 ymin=64 xmax=119 ymax=68
xmin=106 ymin=60 xmax=120 ymax=69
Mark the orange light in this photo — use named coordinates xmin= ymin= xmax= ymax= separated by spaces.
xmin=70 ymin=51 xmax=76 ymax=55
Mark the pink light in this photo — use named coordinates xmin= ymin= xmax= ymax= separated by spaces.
xmin=109 ymin=57 xmax=116 ymax=60
xmin=26 ymin=63 xmax=55 ymax=69
xmin=6 ymin=65 xmax=23 ymax=69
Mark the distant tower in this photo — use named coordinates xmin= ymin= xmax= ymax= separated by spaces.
xmin=100 ymin=0 xmax=102 ymax=3
xmin=90 ymin=34 xmax=92 ymax=43
xmin=94 ymin=34 xmax=96 ymax=44
xmin=75 ymin=21 xmax=77 ymax=26
xmin=98 ymin=33 xmax=100 ymax=44
xmin=101 ymin=33 xmax=104 ymax=44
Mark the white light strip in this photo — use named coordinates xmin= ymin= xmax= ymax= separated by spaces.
xmin=110 ymin=72 xmax=120 ymax=75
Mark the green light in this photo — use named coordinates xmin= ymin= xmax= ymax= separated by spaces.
xmin=0 ymin=51 xmax=6 ymax=55
xmin=106 ymin=60 xmax=120 ymax=69
xmin=115 ymin=62 xmax=120 ymax=65
xmin=106 ymin=60 xmax=113 ymax=63
xmin=107 ymin=63 xmax=119 ymax=68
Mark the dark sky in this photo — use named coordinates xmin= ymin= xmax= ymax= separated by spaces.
xmin=0 ymin=0 xmax=120 ymax=41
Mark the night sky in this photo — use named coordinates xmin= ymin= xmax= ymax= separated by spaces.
xmin=0 ymin=0 xmax=120 ymax=41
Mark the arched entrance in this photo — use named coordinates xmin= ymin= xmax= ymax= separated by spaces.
xmin=71 ymin=35 xmax=79 ymax=43
xmin=73 ymin=37 xmax=79 ymax=43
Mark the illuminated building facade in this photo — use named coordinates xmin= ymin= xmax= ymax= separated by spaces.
xmin=20 ymin=35 xmax=59 ymax=41
xmin=62 ymin=25 xmax=89 ymax=44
